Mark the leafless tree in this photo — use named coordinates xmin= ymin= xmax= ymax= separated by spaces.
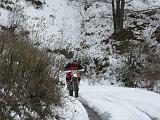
xmin=112 ymin=0 xmax=125 ymax=33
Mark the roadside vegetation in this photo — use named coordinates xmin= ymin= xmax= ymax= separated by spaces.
xmin=0 ymin=28 xmax=63 ymax=120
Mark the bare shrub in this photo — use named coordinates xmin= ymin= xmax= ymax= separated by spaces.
xmin=117 ymin=41 xmax=160 ymax=88
xmin=25 ymin=0 xmax=44 ymax=9
xmin=0 ymin=29 xmax=62 ymax=119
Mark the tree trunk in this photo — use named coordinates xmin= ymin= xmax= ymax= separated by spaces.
xmin=112 ymin=0 xmax=125 ymax=34
xmin=120 ymin=0 xmax=125 ymax=30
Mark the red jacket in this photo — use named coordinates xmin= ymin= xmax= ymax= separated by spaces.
xmin=65 ymin=63 xmax=82 ymax=78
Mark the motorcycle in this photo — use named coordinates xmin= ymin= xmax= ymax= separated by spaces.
xmin=65 ymin=69 xmax=84 ymax=98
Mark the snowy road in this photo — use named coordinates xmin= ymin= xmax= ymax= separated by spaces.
xmin=63 ymin=82 xmax=160 ymax=120
xmin=78 ymin=82 xmax=160 ymax=120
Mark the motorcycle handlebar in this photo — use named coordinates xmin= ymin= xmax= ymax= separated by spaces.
xmin=64 ymin=69 xmax=84 ymax=73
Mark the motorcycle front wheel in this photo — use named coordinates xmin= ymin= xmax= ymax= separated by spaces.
xmin=75 ymin=89 xmax=78 ymax=98
xmin=74 ymin=79 xmax=79 ymax=98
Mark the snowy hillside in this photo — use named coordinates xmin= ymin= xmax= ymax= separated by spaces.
xmin=1 ymin=0 xmax=160 ymax=53
xmin=1 ymin=0 xmax=160 ymax=120
xmin=1 ymin=0 xmax=160 ymax=90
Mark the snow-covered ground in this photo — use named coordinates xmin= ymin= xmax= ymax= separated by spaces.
xmin=1 ymin=0 xmax=160 ymax=55
xmin=1 ymin=0 xmax=160 ymax=62
xmin=1 ymin=0 xmax=160 ymax=119
xmin=73 ymin=81 xmax=160 ymax=120
xmin=62 ymin=80 xmax=160 ymax=120
xmin=59 ymin=97 xmax=89 ymax=120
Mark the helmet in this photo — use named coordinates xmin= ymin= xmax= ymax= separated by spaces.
xmin=72 ymin=58 xmax=78 ymax=63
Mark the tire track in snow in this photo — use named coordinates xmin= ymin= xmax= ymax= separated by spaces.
xmin=78 ymin=96 xmax=110 ymax=120
xmin=136 ymin=108 xmax=159 ymax=120
xmin=82 ymin=103 xmax=103 ymax=120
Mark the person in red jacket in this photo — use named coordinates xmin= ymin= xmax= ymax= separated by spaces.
xmin=65 ymin=59 xmax=83 ymax=83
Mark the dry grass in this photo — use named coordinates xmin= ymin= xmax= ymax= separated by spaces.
xmin=0 ymin=29 xmax=62 ymax=119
